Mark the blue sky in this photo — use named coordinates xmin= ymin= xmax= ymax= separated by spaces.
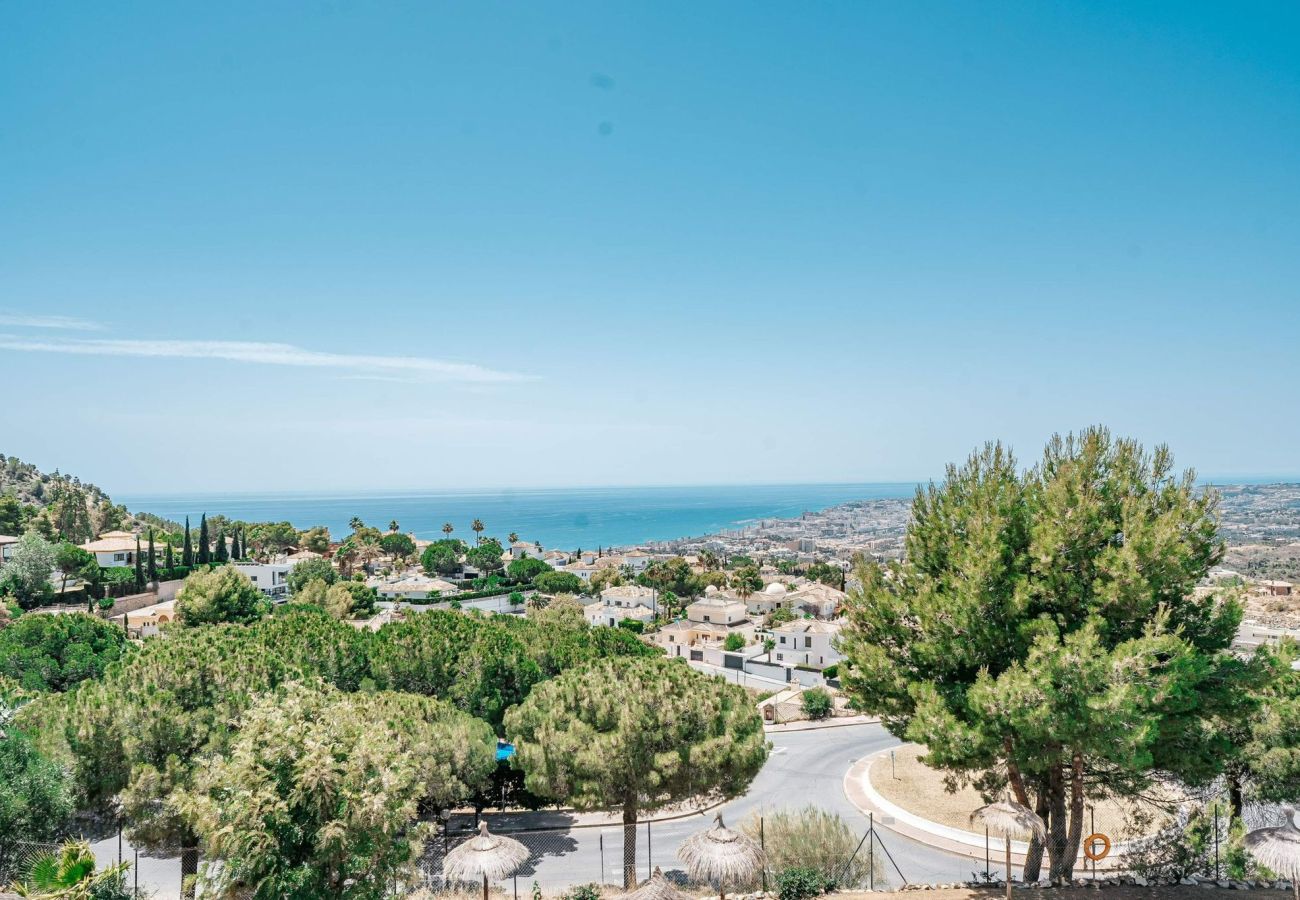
xmin=2 ymin=2 xmax=1298 ymax=493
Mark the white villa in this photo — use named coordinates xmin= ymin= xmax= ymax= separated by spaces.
xmin=786 ymin=582 xmax=846 ymax=619
xmin=655 ymin=591 xmax=757 ymax=658
xmin=234 ymin=560 xmax=293 ymax=600
xmin=81 ymin=530 xmax=143 ymax=566
xmin=0 ymin=534 xmax=19 ymax=564
xmin=367 ymin=572 xmax=459 ymax=602
xmin=770 ymin=619 xmax=844 ymax=670
xmin=584 ymin=584 xmax=657 ymax=628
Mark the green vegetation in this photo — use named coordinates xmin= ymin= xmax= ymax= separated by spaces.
xmin=0 ymin=612 xmax=128 ymax=692
xmin=286 ymin=556 xmax=337 ymax=593
xmin=0 ymin=533 xmax=56 ymax=609
xmin=175 ymin=564 xmax=270 ymax=626
xmin=507 ymin=556 xmax=551 ymax=583
xmin=421 ymin=538 xmax=466 ymax=576
xmin=800 ymin=687 xmax=832 ymax=720
xmin=724 ymin=631 xmax=746 ymax=652
xmin=533 ymin=570 xmax=585 ymax=595
xmin=839 ymin=428 xmax=1269 ymax=882
xmin=180 ymin=680 xmax=494 ymax=899
xmin=506 ymin=655 xmax=767 ymax=888
xmin=0 ymin=729 xmax=74 ymax=877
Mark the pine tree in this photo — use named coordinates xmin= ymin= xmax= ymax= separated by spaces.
xmin=147 ymin=528 xmax=158 ymax=584
xmin=213 ymin=528 xmax=229 ymax=563
xmin=182 ymin=517 xmax=194 ymax=568
xmin=839 ymin=428 xmax=1244 ymax=882
xmin=198 ymin=514 xmax=211 ymax=566
xmin=133 ymin=536 xmax=145 ymax=591
xmin=506 ymin=656 xmax=766 ymax=888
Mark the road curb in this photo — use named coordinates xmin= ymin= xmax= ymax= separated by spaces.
xmin=764 ymin=715 xmax=880 ymax=733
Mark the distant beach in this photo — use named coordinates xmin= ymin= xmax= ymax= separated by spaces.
xmin=118 ymin=483 xmax=920 ymax=550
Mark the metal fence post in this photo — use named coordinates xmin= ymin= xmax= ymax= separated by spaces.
xmin=647 ymin=820 xmax=652 ymax=882
xmin=600 ymin=833 xmax=605 ymax=886
xmin=869 ymin=812 xmax=875 ymax=892
xmin=1090 ymin=807 xmax=1096 ymax=880
xmin=985 ymin=826 xmax=990 ymax=880
xmin=760 ymin=817 xmax=767 ymax=893
xmin=134 ymin=848 xmax=139 ymax=898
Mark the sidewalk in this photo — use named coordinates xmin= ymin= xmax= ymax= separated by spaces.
xmin=765 ymin=713 xmax=878 ymax=733
xmin=842 ymin=750 xmax=1127 ymax=871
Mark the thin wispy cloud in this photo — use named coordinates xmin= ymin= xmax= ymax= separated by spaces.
xmin=0 ymin=313 xmax=103 ymax=331
xmin=0 ymin=334 xmax=531 ymax=383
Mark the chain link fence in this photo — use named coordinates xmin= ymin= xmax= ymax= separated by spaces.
xmin=419 ymin=808 xmax=901 ymax=897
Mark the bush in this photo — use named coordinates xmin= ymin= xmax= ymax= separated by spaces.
xmin=617 ymin=618 xmax=645 ymax=634
xmin=802 ymin=687 xmax=833 ymax=720
xmin=776 ymin=866 xmax=830 ymax=900
xmin=563 ymin=885 xmax=601 ymax=900
xmin=97 ymin=597 xmax=115 ymax=610
xmin=744 ymin=806 xmax=884 ymax=890
xmin=821 ymin=664 xmax=838 ymax=679
xmin=724 ymin=632 xmax=746 ymax=652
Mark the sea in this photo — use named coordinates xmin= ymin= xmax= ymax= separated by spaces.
xmin=117 ymin=482 xmax=919 ymax=550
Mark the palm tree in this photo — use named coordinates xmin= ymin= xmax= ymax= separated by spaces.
xmin=508 ymin=531 xmax=519 ymax=545
xmin=471 ymin=519 xmax=485 ymax=544
xmin=349 ymin=516 xmax=364 ymax=532
xmin=389 ymin=519 xmax=400 ymax=533
xmin=442 ymin=522 xmax=454 ymax=537
xmin=9 ymin=839 xmax=129 ymax=900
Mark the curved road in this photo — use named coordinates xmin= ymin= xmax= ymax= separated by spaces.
xmin=92 ymin=723 xmax=974 ymax=897
xmin=454 ymin=722 xmax=974 ymax=891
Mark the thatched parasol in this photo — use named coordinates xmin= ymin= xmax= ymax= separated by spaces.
xmin=677 ymin=813 xmax=765 ymax=900
xmin=443 ymin=821 xmax=530 ymax=900
xmin=615 ymin=866 xmax=691 ymax=900
xmin=1246 ymin=806 xmax=1300 ymax=900
xmin=970 ymin=796 xmax=1046 ymax=900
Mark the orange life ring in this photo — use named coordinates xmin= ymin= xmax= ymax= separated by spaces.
xmin=1083 ymin=832 xmax=1111 ymax=862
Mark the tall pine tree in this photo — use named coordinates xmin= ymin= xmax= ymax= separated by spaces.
xmin=840 ymin=428 xmax=1244 ymax=882
xmin=213 ymin=528 xmax=229 ymax=563
xmin=133 ymin=536 xmax=145 ymax=591
xmin=198 ymin=513 xmax=211 ymax=566
xmin=147 ymin=528 xmax=158 ymax=584
xmin=182 ymin=516 xmax=194 ymax=568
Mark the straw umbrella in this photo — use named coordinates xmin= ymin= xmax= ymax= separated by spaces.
xmin=970 ymin=796 xmax=1046 ymax=900
xmin=677 ymin=813 xmax=766 ymax=900
xmin=616 ymin=866 xmax=692 ymax=900
xmin=1245 ymin=806 xmax=1300 ymax=900
xmin=443 ymin=821 xmax=530 ymax=900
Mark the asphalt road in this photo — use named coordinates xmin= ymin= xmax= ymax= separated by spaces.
xmin=443 ymin=722 xmax=974 ymax=892
xmin=89 ymin=723 xmax=974 ymax=897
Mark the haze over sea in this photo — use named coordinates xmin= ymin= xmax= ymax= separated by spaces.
xmin=118 ymin=483 xmax=919 ymax=550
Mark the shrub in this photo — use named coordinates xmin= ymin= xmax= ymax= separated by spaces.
xmin=744 ymin=806 xmax=884 ymax=890
xmin=776 ymin=866 xmax=830 ymax=900
xmin=564 ymin=885 xmax=601 ymax=900
xmin=802 ymin=687 xmax=833 ymax=720
xmin=724 ymin=632 xmax=746 ymax=652
xmin=821 ymin=664 xmax=838 ymax=679
xmin=617 ymin=618 xmax=645 ymax=634
xmin=97 ymin=597 xmax=115 ymax=610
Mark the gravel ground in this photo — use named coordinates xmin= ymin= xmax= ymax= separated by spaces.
xmin=867 ymin=745 xmax=1168 ymax=837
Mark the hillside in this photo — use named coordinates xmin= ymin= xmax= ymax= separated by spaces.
xmin=0 ymin=452 xmax=123 ymax=542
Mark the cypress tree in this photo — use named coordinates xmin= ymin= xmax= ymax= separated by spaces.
xmin=147 ymin=528 xmax=158 ymax=583
xmin=183 ymin=516 xmax=194 ymax=567
xmin=214 ymin=527 xmax=229 ymax=563
xmin=198 ymin=513 xmax=211 ymax=565
xmin=231 ymin=527 xmax=242 ymax=560
xmin=165 ymin=541 xmax=175 ymax=572
xmin=133 ymin=536 xmax=145 ymax=591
